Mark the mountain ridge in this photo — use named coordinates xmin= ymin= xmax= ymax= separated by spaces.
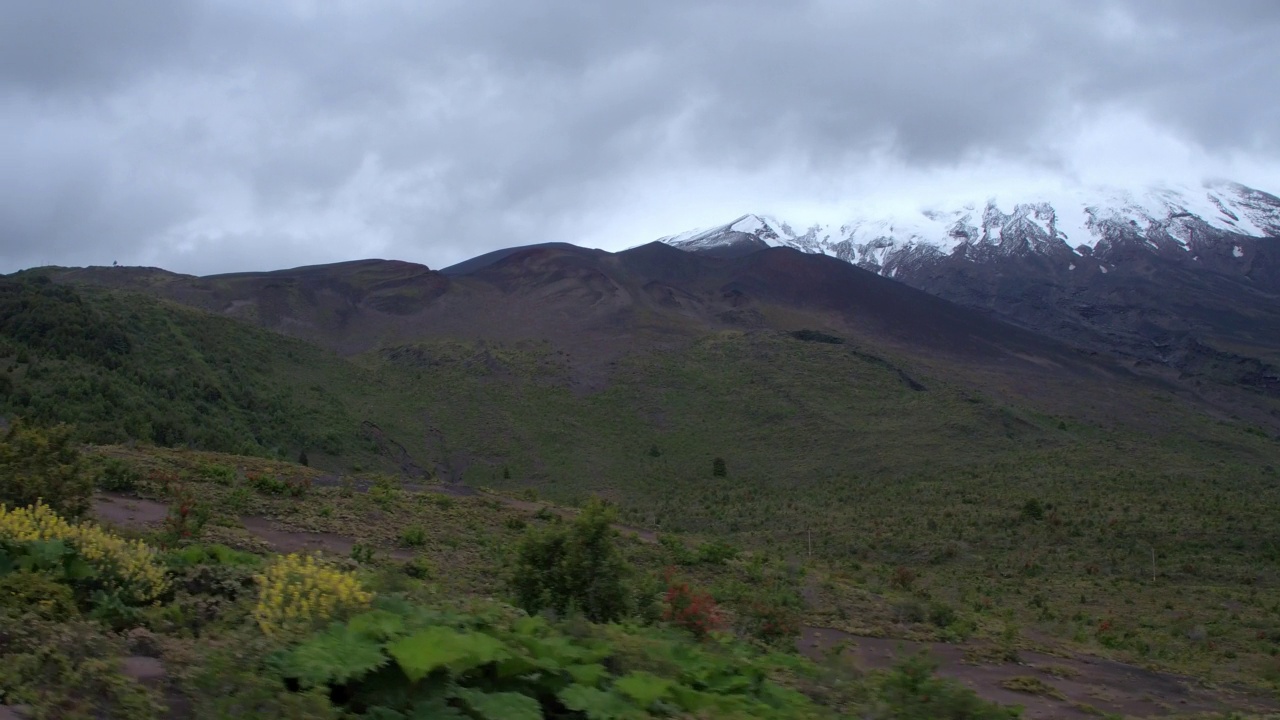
xmin=657 ymin=180 xmax=1280 ymax=402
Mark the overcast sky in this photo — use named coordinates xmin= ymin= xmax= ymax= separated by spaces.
xmin=2 ymin=0 xmax=1278 ymax=274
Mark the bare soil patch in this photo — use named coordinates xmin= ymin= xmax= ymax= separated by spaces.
xmin=798 ymin=625 xmax=1279 ymax=719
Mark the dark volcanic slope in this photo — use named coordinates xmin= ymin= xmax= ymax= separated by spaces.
xmin=39 ymin=241 xmax=1187 ymax=423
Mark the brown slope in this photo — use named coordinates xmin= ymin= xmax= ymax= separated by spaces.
xmin=44 ymin=242 xmax=1181 ymax=417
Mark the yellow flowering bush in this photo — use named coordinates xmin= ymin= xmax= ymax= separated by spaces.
xmin=0 ymin=501 xmax=169 ymax=604
xmin=253 ymin=553 xmax=373 ymax=635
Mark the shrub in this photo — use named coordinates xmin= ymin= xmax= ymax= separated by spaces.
xmin=0 ymin=501 xmax=169 ymax=604
xmin=658 ymin=533 xmax=697 ymax=566
xmin=890 ymin=565 xmax=916 ymax=590
xmin=195 ymin=462 xmax=236 ymax=485
xmin=403 ymin=554 xmax=432 ymax=579
xmin=929 ymin=601 xmax=958 ymax=628
xmin=662 ymin=569 xmax=723 ymax=640
xmin=0 ymin=420 xmax=93 ymax=518
xmin=0 ymin=614 xmax=165 ymax=719
xmin=511 ymin=498 xmax=631 ymax=622
xmin=96 ymin=458 xmax=140 ymax=493
xmin=0 ymin=570 xmax=79 ymax=620
xmin=247 ymin=472 xmax=287 ymax=495
xmin=696 ymin=539 xmax=739 ymax=565
xmin=1021 ymin=498 xmax=1044 ymax=521
xmin=740 ymin=598 xmax=801 ymax=646
xmin=160 ymin=485 xmax=211 ymax=546
xmin=712 ymin=457 xmax=727 ymax=477
xmin=350 ymin=544 xmax=377 ymax=565
xmin=253 ymin=553 xmax=373 ymax=636
xmin=399 ymin=526 xmax=427 ymax=548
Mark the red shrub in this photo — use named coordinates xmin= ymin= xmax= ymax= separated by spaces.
xmin=662 ymin=568 xmax=722 ymax=640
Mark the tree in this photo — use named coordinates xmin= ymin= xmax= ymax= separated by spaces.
xmin=0 ymin=419 xmax=92 ymax=517
xmin=298 ymin=449 xmax=309 ymax=467
xmin=511 ymin=499 xmax=631 ymax=622
xmin=712 ymin=457 xmax=727 ymax=477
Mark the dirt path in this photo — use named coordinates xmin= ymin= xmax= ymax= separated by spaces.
xmin=91 ymin=493 xmax=412 ymax=560
xmin=796 ymin=626 xmax=1279 ymax=719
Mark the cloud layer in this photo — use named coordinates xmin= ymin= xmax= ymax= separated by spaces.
xmin=3 ymin=0 xmax=1278 ymax=273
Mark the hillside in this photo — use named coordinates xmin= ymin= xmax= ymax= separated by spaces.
xmin=658 ymin=182 xmax=1280 ymax=413
xmin=3 ymin=249 xmax=1280 ymax=711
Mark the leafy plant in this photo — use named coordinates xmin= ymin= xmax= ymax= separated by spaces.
xmin=662 ymin=569 xmax=723 ymax=640
xmin=267 ymin=597 xmax=824 ymax=720
xmin=0 ymin=420 xmax=92 ymax=517
xmin=253 ymin=553 xmax=373 ymax=636
xmin=96 ymin=458 xmax=140 ymax=493
xmin=160 ymin=485 xmax=211 ymax=546
xmin=0 ymin=501 xmax=168 ymax=604
xmin=510 ymin=499 xmax=631 ymax=623
xmin=400 ymin=526 xmax=427 ymax=548
xmin=0 ymin=570 xmax=78 ymax=620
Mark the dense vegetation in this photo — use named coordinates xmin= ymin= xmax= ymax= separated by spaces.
xmin=0 ymin=277 xmax=379 ymax=466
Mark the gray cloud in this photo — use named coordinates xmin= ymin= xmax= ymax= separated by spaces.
xmin=2 ymin=0 xmax=1278 ymax=274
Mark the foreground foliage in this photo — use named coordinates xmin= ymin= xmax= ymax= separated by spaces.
xmin=253 ymin=553 xmax=374 ymax=636
xmin=0 ymin=501 xmax=168 ymax=604
xmin=0 ymin=420 xmax=92 ymax=517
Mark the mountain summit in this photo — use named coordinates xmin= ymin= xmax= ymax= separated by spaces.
xmin=659 ymin=181 xmax=1280 ymax=275
xmin=659 ymin=181 xmax=1280 ymax=397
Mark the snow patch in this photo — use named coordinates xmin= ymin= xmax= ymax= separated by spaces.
xmin=658 ymin=180 xmax=1280 ymax=277
xmin=1099 ymin=266 xmax=1108 ymax=274
xmin=1068 ymin=263 xmax=1075 ymax=271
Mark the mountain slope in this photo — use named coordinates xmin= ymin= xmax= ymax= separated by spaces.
xmin=659 ymin=181 xmax=1280 ymax=399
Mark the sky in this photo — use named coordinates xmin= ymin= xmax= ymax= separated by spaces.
xmin=2 ymin=0 xmax=1278 ymax=275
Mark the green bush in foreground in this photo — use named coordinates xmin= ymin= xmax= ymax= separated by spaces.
xmin=268 ymin=596 xmax=823 ymax=720
xmin=511 ymin=499 xmax=631 ymax=623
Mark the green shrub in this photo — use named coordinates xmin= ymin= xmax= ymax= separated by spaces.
xmin=265 ymin=597 xmax=821 ymax=720
xmin=96 ymin=458 xmax=139 ymax=493
xmin=248 ymin=472 xmax=287 ymax=495
xmin=697 ymin=539 xmax=740 ymax=565
xmin=196 ymin=462 xmax=237 ymax=485
xmin=403 ymin=554 xmax=432 ymax=580
xmin=511 ymin=499 xmax=631 ymax=622
xmin=0 ymin=420 xmax=92 ymax=518
xmin=0 ymin=570 xmax=78 ymax=620
xmin=399 ymin=526 xmax=427 ymax=548
xmin=0 ymin=614 xmax=164 ymax=719
xmin=659 ymin=533 xmax=697 ymax=566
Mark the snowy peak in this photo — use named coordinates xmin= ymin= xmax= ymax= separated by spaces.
xmin=659 ymin=181 xmax=1280 ymax=273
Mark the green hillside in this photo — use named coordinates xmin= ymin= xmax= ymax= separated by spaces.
xmin=2 ymin=274 xmax=1280 ymax=708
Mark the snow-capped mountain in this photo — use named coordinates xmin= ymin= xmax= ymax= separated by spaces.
xmin=659 ymin=181 xmax=1280 ymax=278
xmin=658 ymin=181 xmax=1280 ymax=394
